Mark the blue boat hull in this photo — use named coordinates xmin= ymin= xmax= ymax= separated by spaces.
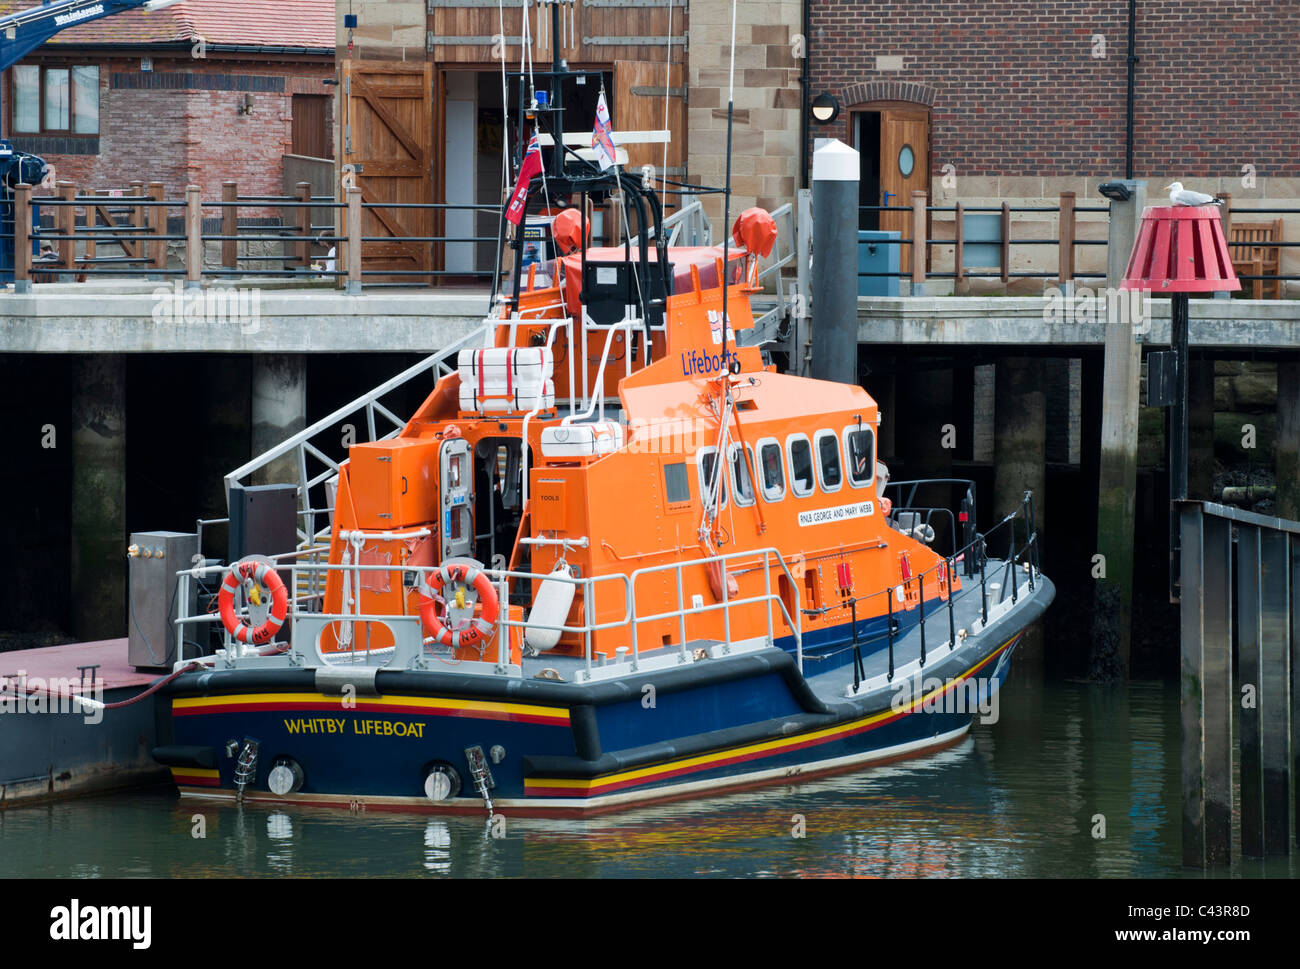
xmin=156 ymin=604 xmax=1036 ymax=816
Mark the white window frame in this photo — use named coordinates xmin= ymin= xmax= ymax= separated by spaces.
xmin=755 ymin=436 xmax=785 ymax=503
xmin=697 ymin=446 xmax=728 ymax=512
xmin=843 ymin=424 xmax=876 ymax=489
xmin=786 ymin=433 xmax=815 ymax=498
xmin=728 ymin=442 xmax=756 ymax=507
xmin=813 ymin=429 xmax=843 ymax=494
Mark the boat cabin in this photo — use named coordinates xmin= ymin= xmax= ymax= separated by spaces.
xmin=318 ymin=215 xmax=956 ymax=671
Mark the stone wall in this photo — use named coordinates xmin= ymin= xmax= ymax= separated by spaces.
xmin=686 ymin=1 xmax=803 ymax=231
xmin=334 ymin=0 xmax=426 ymax=60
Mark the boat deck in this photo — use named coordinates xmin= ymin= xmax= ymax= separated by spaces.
xmin=449 ymin=557 xmax=1028 ymax=707
xmin=0 ymin=637 xmax=156 ymax=697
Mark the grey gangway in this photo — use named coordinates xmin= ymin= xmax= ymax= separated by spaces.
xmin=1178 ymin=500 xmax=1300 ymax=867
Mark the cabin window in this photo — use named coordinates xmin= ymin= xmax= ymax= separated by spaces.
xmin=757 ymin=438 xmax=785 ymax=502
xmin=787 ymin=435 xmax=814 ymax=497
xmin=845 ymin=426 xmax=875 ymax=487
xmin=698 ymin=447 xmax=728 ymax=511
xmin=663 ymin=461 xmax=691 ymax=504
xmin=815 ymin=430 xmax=842 ymax=492
xmin=730 ymin=444 xmax=755 ymax=506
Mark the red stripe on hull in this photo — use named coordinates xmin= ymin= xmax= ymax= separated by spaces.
xmin=526 ymin=635 xmax=1018 ymax=798
xmin=174 ymin=700 xmax=567 ymax=726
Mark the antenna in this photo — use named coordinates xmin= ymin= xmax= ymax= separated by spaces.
xmin=719 ymin=0 xmax=738 ymax=384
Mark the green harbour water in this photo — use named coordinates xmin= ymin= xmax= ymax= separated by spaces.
xmin=1 ymin=676 xmax=1295 ymax=879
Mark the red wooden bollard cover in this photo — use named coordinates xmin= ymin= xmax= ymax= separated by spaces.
xmin=1120 ymin=205 xmax=1241 ymax=293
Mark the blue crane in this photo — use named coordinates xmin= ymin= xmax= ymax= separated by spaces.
xmin=0 ymin=0 xmax=179 ymax=79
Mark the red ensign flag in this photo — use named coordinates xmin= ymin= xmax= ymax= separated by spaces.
xmin=506 ymin=133 xmax=542 ymax=226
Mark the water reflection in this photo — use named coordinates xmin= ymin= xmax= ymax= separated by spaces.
xmin=266 ymin=813 xmax=294 ymax=875
xmin=0 ymin=679 xmax=1295 ymax=878
xmin=423 ymin=820 xmax=451 ymax=874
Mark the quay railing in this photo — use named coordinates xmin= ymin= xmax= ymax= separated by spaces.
xmin=860 ymin=191 xmax=1110 ymax=290
xmin=11 ymin=178 xmax=703 ymax=292
xmin=858 ymin=190 xmax=1300 ymax=297
xmin=173 ymin=544 xmax=804 ymax=681
xmin=11 ymin=179 xmax=511 ymax=291
xmin=12 ymin=180 xmax=1299 ymax=302
xmin=795 ymin=491 xmax=1041 ymax=696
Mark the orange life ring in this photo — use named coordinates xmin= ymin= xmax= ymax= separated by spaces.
xmin=218 ymin=560 xmax=290 ymax=645
xmin=419 ymin=562 xmax=500 ymax=649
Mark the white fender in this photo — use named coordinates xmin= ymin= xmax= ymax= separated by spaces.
xmin=526 ymin=562 xmax=576 ymax=652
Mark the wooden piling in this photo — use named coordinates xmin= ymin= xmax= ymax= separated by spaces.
xmin=296 ymin=181 xmax=312 ymax=269
xmin=1237 ymin=523 xmax=1264 ymax=856
xmin=185 ymin=185 xmax=202 ymax=287
xmin=993 ymin=356 xmax=1047 ymax=671
xmin=13 ymin=183 xmax=32 ymax=289
xmin=911 ymin=190 xmax=926 ymax=293
xmin=1092 ymin=180 xmax=1146 ymax=678
xmin=1258 ymin=528 xmax=1291 ymax=855
xmin=1178 ymin=503 xmax=1234 ymax=867
xmin=1058 ymin=191 xmax=1075 ymax=285
xmin=221 ymin=181 xmax=238 ymax=270
xmin=953 ymin=201 xmax=966 ymax=295
xmin=1292 ymin=533 xmax=1300 ymax=849
xmin=346 ymin=186 xmax=362 ymax=294
xmin=1278 ymin=361 xmax=1300 ymax=521
xmin=56 ymin=180 xmax=76 ymax=270
xmin=71 ymin=354 xmax=127 ymax=640
xmin=148 ymin=182 xmax=166 ymax=272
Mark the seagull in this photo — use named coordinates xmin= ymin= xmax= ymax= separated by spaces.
xmin=1165 ymin=182 xmax=1223 ymax=207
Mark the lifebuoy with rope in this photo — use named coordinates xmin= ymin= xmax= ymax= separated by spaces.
xmin=419 ymin=561 xmax=500 ymax=650
xmin=218 ymin=560 xmax=290 ymax=645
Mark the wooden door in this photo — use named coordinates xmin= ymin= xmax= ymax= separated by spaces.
xmin=292 ymin=94 xmax=330 ymax=159
xmin=341 ymin=61 xmax=433 ymax=282
xmin=613 ymin=60 xmax=686 ymax=196
xmin=878 ymin=106 xmax=929 ymax=275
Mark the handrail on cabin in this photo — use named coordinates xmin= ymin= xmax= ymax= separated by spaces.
xmin=808 ymin=492 xmax=1040 ymax=679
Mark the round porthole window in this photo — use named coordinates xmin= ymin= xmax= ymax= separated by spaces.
xmin=898 ymin=144 xmax=915 ymax=178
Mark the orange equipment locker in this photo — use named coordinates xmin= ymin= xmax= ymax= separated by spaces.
xmin=349 ymin=438 xmax=441 ymax=529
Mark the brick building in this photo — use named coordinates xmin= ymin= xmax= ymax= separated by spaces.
xmin=330 ymin=1 xmax=1299 ymax=285
xmin=0 ymin=0 xmax=335 ymax=201
xmin=805 ymin=0 xmax=1300 ymax=288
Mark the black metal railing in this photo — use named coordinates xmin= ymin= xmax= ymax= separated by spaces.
xmin=799 ymin=490 xmax=1041 ymax=695
xmin=856 ymin=195 xmax=1300 ymax=296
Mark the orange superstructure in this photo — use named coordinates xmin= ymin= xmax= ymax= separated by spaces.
xmin=317 ymin=229 xmax=955 ymax=664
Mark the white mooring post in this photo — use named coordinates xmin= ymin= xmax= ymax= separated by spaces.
xmin=810 ymin=140 xmax=859 ymax=386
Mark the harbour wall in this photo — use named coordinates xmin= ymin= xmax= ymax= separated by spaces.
xmin=1 ymin=284 xmax=1297 ymax=680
